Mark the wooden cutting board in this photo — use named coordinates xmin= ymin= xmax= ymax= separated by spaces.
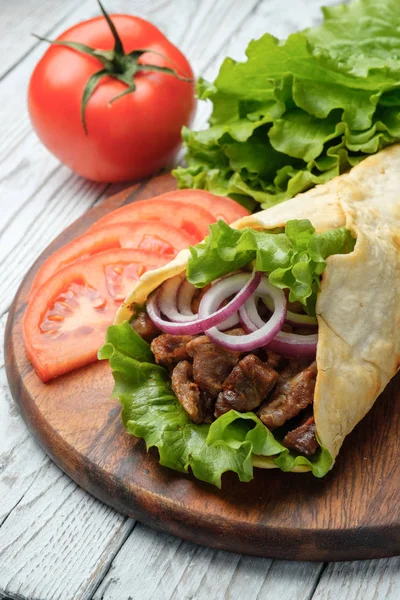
xmin=5 ymin=173 xmax=400 ymax=562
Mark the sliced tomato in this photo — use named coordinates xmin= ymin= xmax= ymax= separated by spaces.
xmin=158 ymin=190 xmax=250 ymax=223
xmin=24 ymin=248 xmax=167 ymax=382
xmin=89 ymin=189 xmax=249 ymax=233
xmin=28 ymin=221 xmax=195 ymax=301
xmin=88 ymin=197 xmax=216 ymax=239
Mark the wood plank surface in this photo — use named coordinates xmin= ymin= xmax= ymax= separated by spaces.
xmin=0 ymin=464 xmax=134 ymax=600
xmin=0 ymin=0 xmax=81 ymax=79
xmin=313 ymin=559 xmax=400 ymax=600
xmin=93 ymin=525 xmax=323 ymax=600
xmin=1 ymin=0 xmax=399 ymax=599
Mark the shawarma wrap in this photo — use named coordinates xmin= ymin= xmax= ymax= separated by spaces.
xmin=100 ymin=145 xmax=400 ymax=486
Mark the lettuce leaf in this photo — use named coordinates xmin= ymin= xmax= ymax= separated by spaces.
xmin=187 ymin=219 xmax=355 ymax=315
xmin=99 ymin=321 xmax=332 ymax=487
xmin=174 ymin=0 xmax=400 ymax=209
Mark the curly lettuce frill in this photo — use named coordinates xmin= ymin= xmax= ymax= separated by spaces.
xmin=174 ymin=0 xmax=400 ymax=209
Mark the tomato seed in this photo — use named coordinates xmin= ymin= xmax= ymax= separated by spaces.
xmin=92 ymin=297 xmax=107 ymax=309
xmin=58 ymin=301 xmax=71 ymax=309
xmin=48 ymin=314 xmax=64 ymax=322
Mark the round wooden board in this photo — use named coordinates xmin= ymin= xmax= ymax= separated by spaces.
xmin=5 ymin=173 xmax=400 ymax=562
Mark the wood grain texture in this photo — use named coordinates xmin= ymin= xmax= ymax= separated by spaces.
xmin=0 ymin=312 xmax=50 ymax=526
xmin=313 ymin=558 xmax=400 ymax=600
xmin=0 ymin=461 xmax=134 ymax=600
xmin=5 ymin=174 xmax=400 ymax=563
xmin=0 ymin=0 xmax=80 ymax=79
xmin=93 ymin=523 xmax=323 ymax=600
xmin=0 ymin=390 xmax=48 ymax=527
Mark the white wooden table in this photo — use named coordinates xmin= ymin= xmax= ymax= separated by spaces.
xmin=1 ymin=1 xmax=399 ymax=598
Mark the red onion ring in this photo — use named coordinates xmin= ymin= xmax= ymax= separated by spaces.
xmin=177 ymin=278 xmax=198 ymax=317
xmin=242 ymin=292 xmax=318 ymax=357
xmin=238 ymin=303 xmax=257 ymax=332
xmin=160 ymin=275 xmax=241 ymax=331
xmin=158 ymin=274 xmax=196 ymax=322
xmin=265 ymin=331 xmax=318 ymax=358
xmin=204 ymin=277 xmax=287 ymax=351
xmin=218 ymin=312 xmax=240 ymax=330
xmin=241 ymin=294 xmax=266 ymax=330
xmin=176 ymin=279 xmax=240 ymax=329
xmin=147 ymin=271 xmax=262 ymax=335
xmin=262 ymin=296 xmax=317 ymax=328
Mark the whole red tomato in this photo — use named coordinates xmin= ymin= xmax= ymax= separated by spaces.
xmin=28 ymin=8 xmax=196 ymax=182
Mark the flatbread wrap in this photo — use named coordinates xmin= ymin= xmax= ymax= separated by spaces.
xmin=100 ymin=145 xmax=400 ymax=486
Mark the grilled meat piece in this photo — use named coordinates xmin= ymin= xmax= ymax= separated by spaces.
xmin=186 ymin=333 xmax=242 ymax=398
xmin=171 ymin=361 xmax=214 ymax=424
xmin=131 ymin=312 xmax=160 ymax=342
xmin=215 ymin=354 xmax=279 ymax=417
xmin=266 ymin=350 xmax=285 ymax=370
xmin=151 ymin=334 xmax=195 ymax=369
xmin=199 ymin=390 xmax=216 ymax=424
xmin=258 ymin=361 xmax=317 ymax=429
xmin=283 ymin=416 xmax=318 ymax=456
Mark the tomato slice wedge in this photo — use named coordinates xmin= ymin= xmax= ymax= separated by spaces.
xmin=89 ymin=189 xmax=249 ymax=233
xmin=24 ymin=249 xmax=167 ymax=382
xmin=158 ymin=190 xmax=250 ymax=223
xmin=88 ymin=197 xmax=216 ymax=240
xmin=28 ymin=221 xmax=196 ymax=301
